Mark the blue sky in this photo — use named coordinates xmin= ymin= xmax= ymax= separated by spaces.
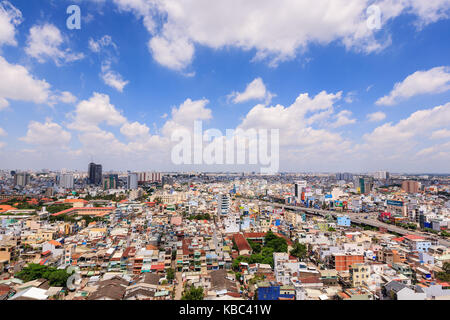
xmin=0 ymin=0 xmax=449 ymax=173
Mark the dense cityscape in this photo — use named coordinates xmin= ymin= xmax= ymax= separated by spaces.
xmin=0 ymin=164 xmax=449 ymax=300
xmin=1 ymin=0 xmax=449 ymax=309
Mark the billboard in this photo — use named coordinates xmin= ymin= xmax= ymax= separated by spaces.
xmin=387 ymin=200 xmax=404 ymax=207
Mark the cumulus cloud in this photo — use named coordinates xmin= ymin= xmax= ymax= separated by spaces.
xmin=376 ymin=66 xmax=450 ymax=106
xmin=88 ymin=35 xmax=117 ymax=53
xmin=0 ymin=56 xmax=51 ymax=109
xmin=0 ymin=1 xmax=22 ymax=47
xmin=238 ymin=91 xmax=345 ymax=146
xmin=162 ymin=98 xmax=212 ymax=136
xmin=0 ymin=127 xmax=6 ymax=136
xmin=20 ymin=120 xmax=72 ymax=147
xmin=362 ymin=102 xmax=450 ymax=148
xmin=332 ymin=110 xmax=357 ymax=128
xmin=112 ymin=0 xmax=450 ymax=71
xmin=228 ymin=78 xmax=275 ymax=105
xmin=100 ymin=61 xmax=129 ymax=92
xmin=431 ymin=129 xmax=450 ymax=140
xmin=120 ymin=121 xmax=150 ymax=139
xmin=89 ymin=35 xmax=129 ymax=92
xmin=367 ymin=111 xmax=386 ymax=122
xmin=67 ymin=92 xmax=127 ymax=131
xmin=25 ymin=24 xmax=84 ymax=65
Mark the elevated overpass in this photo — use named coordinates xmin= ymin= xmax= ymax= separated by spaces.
xmin=254 ymin=200 xmax=450 ymax=247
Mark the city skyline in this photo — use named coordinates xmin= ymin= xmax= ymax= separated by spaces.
xmin=0 ymin=1 xmax=449 ymax=173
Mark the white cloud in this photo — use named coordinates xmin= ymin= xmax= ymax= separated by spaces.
xmin=0 ymin=1 xmax=22 ymax=47
xmin=89 ymin=35 xmax=129 ymax=92
xmin=100 ymin=62 xmax=129 ymax=92
xmin=162 ymin=98 xmax=212 ymax=136
xmin=120 ymin=121 xmax=150 ymax=139
xmin=238 ymin=91 xmax=344 ymax=146
xmin=431 ymin=129 xmax=450 ymax=140
xmin=0 ymin=56 xmax=51 ymax=109
xmin=67 ymin=92 xmax=127 ymax=131
xmin=344 ymin=91 xmax=357 ymax=103
xmin=363 ymin=102 xmax=450 ymax=148
xmin=20 ymin=120 xmax=71 ymax=147
xmin=88 ymin=35 xmax=117 ymax=53
xmin=57 ymin=91 xmax=77 ymax=104
xmin=376 ymin=66 xmax=450 ymax=106
xmin=25 ymin=24 xmax=84 ymax=65
xmin=149 ymin=35 xmax=194 ymax=71
xmin=332 ymin=110 xmax=357 ymax=128
xmin=228 ymin=78 xmax=275 ymax=105
xmin=113 ymin=0 xmax=450 ymax=71
xmin=0 ymin=127 xmax=6 ymax=136
xmin=367 ymin=111 xmax=386 ymax=122
xmin=377 ymin=0 xmax=450 ymax=28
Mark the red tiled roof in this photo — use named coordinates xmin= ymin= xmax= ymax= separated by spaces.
xmin=48 ymin=240 xmax=62 ymax=246
xmin=51 ymin=207 xmax=115 ymax=216
xmin=404 ymin=234 xmax=425 ymax=240
xmin=233 ymin=233 xmax=252 ymax=253
xmin=150 ymin=264 xmax=165 ymax=270
xmin=243 ymin=232 xmax=266 ymax=238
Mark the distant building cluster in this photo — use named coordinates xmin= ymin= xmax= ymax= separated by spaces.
xmin=0 ymin=167 xmax=449 ymax=300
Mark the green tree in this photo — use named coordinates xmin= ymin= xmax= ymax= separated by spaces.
xmin=248 ymin=240 xmax=262 ymax=254
xmin=436 ymin=262 xmax=450 ymax=282
xmin=290 ymin=242 xmax=308 ymax=261
xmin=16 ymin=264 xmax=71 ymax=287
xmin=167 ymin=268 xmax=175 ymax=282
xmin=181 ymin=285 xmax=204 ymax=300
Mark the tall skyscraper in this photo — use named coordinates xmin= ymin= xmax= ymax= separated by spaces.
xmin=336 ymin=173 xmax=353 ymax=181
xmin=138 ymin=172 xmax=162 ymax=184
xmin=217 ymin=193 xmax=230 ymax=215
xmin=88 ymin=162 xmax=102 ymax=185
xmin=374 ymin=171 xmax=390 ymax=180
xmin=355 ymin=177 xmax=373 ymax=194
xmin=103 ymin=174 xmax=118 ymax=190
xmin=59 ymin=173 xmax=74 ymax=189
xmin=127 ymin=173 xmax=138 ymax=190
xmin=402 ymin=180 xmax=420 ymax=194
xmin=294 ymin=180 xmax=307 ymax=201
xmin=15 ymin=172 xmax=30 ymax=187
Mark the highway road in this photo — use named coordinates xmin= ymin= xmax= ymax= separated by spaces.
xmin=249 ymin=199 xmax=450 ymax=247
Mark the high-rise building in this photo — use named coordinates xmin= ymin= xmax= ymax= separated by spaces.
xmin=336 ymin=173 xmax=353 ymax=181
xmin=88 ymin=162 xmax=102 ymax=185
xmin=217 ymin=193 xmax=230 ymax=215
xmin=58 ymin=173 xmax=74 ymax=189
xmin=15 ymin=172 xmax=30 ymax=187
xmin=138 ymin=172 xmax=162 ymax=184
xmin=103 ymin=174 xmax=118 ymax=190
xmin=374 ymin=171 xmax=390 ymax=180
xmin=127 ymin=173 xmax=138 ymax=190
xmin=355 ymin=177 xmax=373 ymax=194
xmin=294 ymin=180 xmax=307 ymax=201
xmin=402 ymin=180 xmax=420 ymax=194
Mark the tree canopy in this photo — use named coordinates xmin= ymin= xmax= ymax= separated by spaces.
xmin=436 ymin=262 xmax=450 ymax=282
xmin=290 ymin=242 xmax=308 ymax=261
xmin=16 ymin=264 xmax=72 ymax=287
xmin=181 ymin=285 xmax=204 ymax=300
